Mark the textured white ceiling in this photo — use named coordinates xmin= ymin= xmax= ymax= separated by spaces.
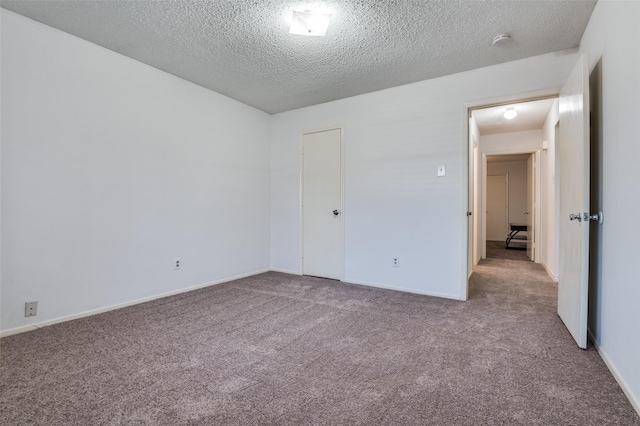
xmin=473 ymin=98 xmax=556 ymax=135
xmin=1 ymin=1 xmax=596 ymax=114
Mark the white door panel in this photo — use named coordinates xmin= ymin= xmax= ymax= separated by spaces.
xmin=486 ymin=174 xmax=508 ymax=241
xmin=302 ymin=129 xmax=343 ymax=280
xmin=558 ymin=54 xmax=590 ymax=349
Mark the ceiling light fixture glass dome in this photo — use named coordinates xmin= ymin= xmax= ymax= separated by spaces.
xmin=504 ymin=108 xmax=517 ymax=119
xmin=289 ymin=10 xmax=332 ymax=36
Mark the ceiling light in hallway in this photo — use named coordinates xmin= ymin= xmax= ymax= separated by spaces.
xmin=504 ymin=108 xmax=518 ymax=119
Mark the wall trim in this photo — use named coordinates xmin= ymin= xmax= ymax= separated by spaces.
xmin=344 ymin=277 xmax=465 ymax=301
xmin=0 ymin=268 xmax=270 ymax=339
xmin=269 ymin=268 xmax=302 ymax=275
xmin=588 ymin=329 xmax=640 ymax=417
xmin=542 ymin=261 xmax=559 ymax=282
xmin=2 ymin=268 xmax=464 ymax=338
xmin=274 ymin=270 xmax=466 ymax=301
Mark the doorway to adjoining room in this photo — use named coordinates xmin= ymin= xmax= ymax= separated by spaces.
xmin=468 ymin=97 xmax=559 ymax=269
xmin=486 ymin=155 xmax=532 ymax=262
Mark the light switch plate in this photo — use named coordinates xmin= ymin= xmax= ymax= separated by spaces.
xmin=437 ymin=165 xmax=446 ymax=177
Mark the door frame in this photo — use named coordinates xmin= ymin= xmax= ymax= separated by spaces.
xmin=299 ymin=125 xmax=346 ymax=280
xmin=482 ymin=151 xmax=539 ymax=261
xmin=461 ymin=89 xmax=558 ymax=299
xmin=528 ymin=150 xmax=543 ymax=262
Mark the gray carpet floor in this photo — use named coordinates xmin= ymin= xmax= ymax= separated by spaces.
xmin=1 ymin=262 xmax=638 ymax=425
xmin=486 ymin=240 xmax=532 ymax=261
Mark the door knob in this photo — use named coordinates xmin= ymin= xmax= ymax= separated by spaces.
xmin=588 ymin=211 xmax=604 ymax=225
xmin=570 ymin=211 xmax=604 ymax=224
xmin=333 ymin=209 xmax=340 ymax=216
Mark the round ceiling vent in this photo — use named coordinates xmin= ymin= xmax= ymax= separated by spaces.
xmin=492 ymin=33 xmax=511 ymax=46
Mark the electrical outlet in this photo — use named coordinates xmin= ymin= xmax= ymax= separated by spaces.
xmin=25 ymin=301 xmax=38 ymax=317
xmin=175 ymin=258 xmax=181 ymax=270
xmin=392 ymin=257 xmax=400 ymax=267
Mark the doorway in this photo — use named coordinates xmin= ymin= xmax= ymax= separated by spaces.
xmin=464 ymin=55 xmax=593 ymax=350
xmin=301 ymin=127 xmax=344 ymax=280
xmin=485 ymin=154 xmax=535 ymax=261
xmin=466 ymin=94 xmax=559 ymax=279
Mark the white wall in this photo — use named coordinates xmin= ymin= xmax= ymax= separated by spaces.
xmin=0 ymin=11 xmax=271 ymax=333
xmin=487 ymin=160 xmax=528 ymax=226
xmin=480 ymin=129 xmax=543 ymax=155
xmin=270 ymin=51 xmax=578 ymax=300
xmin=541 ymin=98 xmax=559 ymax=279
xmin=579 ymin=1 xmax=640 ymax=414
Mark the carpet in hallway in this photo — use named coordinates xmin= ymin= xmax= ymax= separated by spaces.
xmin=486 ymin=240 xmax=532 ymax=261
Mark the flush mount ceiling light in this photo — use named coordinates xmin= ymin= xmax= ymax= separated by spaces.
xmin=492 ymin=33 xmax=511 ymax=46
xmin=289 ymin=10 xmax=332 ymax=36
xmin=504 ymin=108 xmax=518 ymax=119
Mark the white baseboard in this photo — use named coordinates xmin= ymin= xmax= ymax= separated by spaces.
xmin=1 ymin=269 xmax=464 ymax=338
xmin=344 ymin=277 xmax=465 ymax=301
xmin=0 ymin=268 xmax=270 ymax=339
xmin=542 ymin=262 xmax=558 ymax=282
xmin=588 ymin=329 xmax=640 ymax=417
xmin=2 ymin=324 xmax=40 ymax=337
xmin=268 ymin=271 xmax=464 ymax=301
xmin=269 ymin=268 xmax=302 ymax=275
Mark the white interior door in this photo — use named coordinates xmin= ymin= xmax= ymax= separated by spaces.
xmin=526 ymin=154 xmax=535 ymax=260
xmin=486 ymin=174 xmax=508 ymax=241
xmin=558 ymin=54 xmax=590 ymax=349
xmin=302 ymin=128 xmax=343 ymax=280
